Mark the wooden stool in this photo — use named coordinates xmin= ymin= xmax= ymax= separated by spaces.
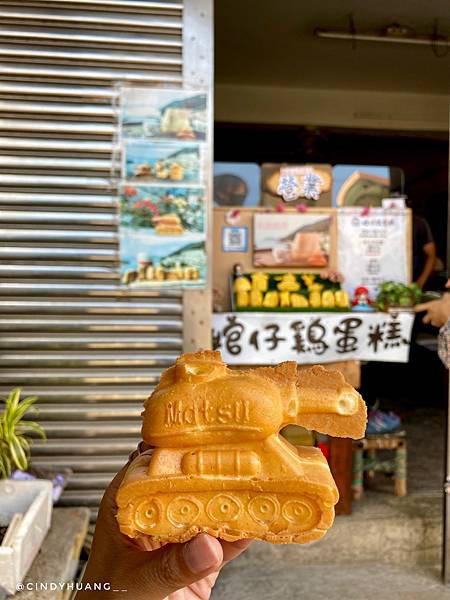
xmin=352 ymin=430 xmax=407 ymax=499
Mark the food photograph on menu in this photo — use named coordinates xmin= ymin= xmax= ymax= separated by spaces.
xmin=253 ymin=212 xmax=331 ymax=268
xmin=121 ymin=88 xmax=207 ymax=141
xmin=124 ymin=141 xmax=201 ymax=185
xmin=119 ymin=185 xmax=206 ymax=287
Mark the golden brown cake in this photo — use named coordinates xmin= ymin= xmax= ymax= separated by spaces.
xmin=116 ymin=351 xmax=366 ymax=544
xmin=153 ymin=213 xmax=184 ymax=235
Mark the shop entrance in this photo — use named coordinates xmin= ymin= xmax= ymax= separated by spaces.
xmin=213 ymin=0 xmax=450 ymax=594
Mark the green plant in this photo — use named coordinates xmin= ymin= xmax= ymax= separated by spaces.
xmin=0 ymin=388 xmax=46 ymax=478
xmin=375 ymin=281 xmax=422 ymax=311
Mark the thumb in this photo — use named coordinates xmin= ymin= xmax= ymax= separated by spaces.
xmin=414 ymin=302 xmax=432 ymax=313
xmin=134 ymin=534 xmax=223 ymax=599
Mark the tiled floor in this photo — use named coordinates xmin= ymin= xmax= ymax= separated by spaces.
xmin=213 ymin=563 xmax=450 ymax=600
xmin=404 ymin=408 xmax=445 ymax=494
xmin=212 ymin=408 xmax=448 ymax=600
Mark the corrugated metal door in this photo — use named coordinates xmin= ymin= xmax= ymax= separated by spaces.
xmin=0 ymin=0 xmax=186 ymax=514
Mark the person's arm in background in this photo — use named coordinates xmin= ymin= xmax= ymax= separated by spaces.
xmin=415 ymin=240 xmax=436 ymax=290
xmin=416 ymin=293 xmax=450 ymax=328
xmin=438 ymin=319 xmax=450 ymax=369
xmin=416 ymin=283 xmax=450 ymax=368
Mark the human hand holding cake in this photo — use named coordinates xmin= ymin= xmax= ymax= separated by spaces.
xmin=116 ymin=351 xmax=366 ymax=545
xmin=77 ymin=446 xmax=250 ymax=600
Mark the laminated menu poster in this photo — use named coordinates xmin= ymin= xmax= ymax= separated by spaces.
xmin=337 ymin=208 xmax=409 ymax=297
xmin=119 ymin=87 xmax=209 ymax=289
xmin=124 ymin=141 xmax=202 ymax=185
xmin=121 ymin=88 xmax=207 ymax=141
xmin=120 ymin=185 xmax=206 ymax=287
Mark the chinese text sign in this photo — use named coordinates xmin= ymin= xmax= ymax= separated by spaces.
xmin=213 ymin=312 xmax=414 ymax=365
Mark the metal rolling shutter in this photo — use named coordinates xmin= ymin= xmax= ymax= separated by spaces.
xmin=0 ymin=0 xmax=184 ymax=515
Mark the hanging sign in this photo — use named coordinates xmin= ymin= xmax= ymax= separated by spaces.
xmin=337 ymin=208 xmax=409 ymax=297
xmin=277 ymin=166 xmax=324 ymax=202
xmin=213 ymin=311 xmax=414 ymax=365
xmin=119 ymin=87 xmax=209 ymax=288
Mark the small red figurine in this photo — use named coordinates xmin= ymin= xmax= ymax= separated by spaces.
xmin=352 ymin=286 xmax=375 ymax=312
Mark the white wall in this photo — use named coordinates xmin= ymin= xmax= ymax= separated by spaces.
xmin=215 ymin=83 xmax=449 ymax=132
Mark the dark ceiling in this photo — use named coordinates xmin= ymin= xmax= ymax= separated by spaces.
xmin=215 ymin=0 xmax=450 ymax=94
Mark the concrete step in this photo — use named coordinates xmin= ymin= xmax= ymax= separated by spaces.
xmin=231 ymin=491 xmax=442 ymax=567
xmin=212 ymin=563 xmax=450 ymax=600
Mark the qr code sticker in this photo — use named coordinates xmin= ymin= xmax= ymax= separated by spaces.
xmin=222 ymin=227 xmax=248 ymax=253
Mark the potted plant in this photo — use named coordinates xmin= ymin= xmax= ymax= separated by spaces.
xmin=0 ymin=388 xmax=52 ymax=595
xmin=375 ymin=281 xmax=422 ymax=312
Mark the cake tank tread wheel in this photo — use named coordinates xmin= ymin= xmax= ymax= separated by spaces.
xmin=134 ymin=498 xmax=162 ymax=532
xmin=118 ymin=490 xmax=331 ymax=544
xmin=167 ymin=497 xmax=202 ymax=527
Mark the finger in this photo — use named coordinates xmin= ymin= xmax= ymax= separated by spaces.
xmin=108 ymin=449 xmax=153 ymax=503
xmin=414 ymin=303 xmax=429 ymax=313
xmin=166 ymin=588 xmax=186 ymax=600
xmin=134 ymin=536 xmax=252 ymax=563
xmin=98 ymin=452 xmax=153 ymax=529
xmin=128 ymin=441 xmax=153 ymax=462
xmin=220 ymin=538 xmax=253 ymax=563
xmin=135 ymin=534 xmax=223 ymax=600
xmin=133 ymin=536 xmax=166 ymax=552
xmin=97 ymin=463 xmax=130 ymax=520
xmin=107 ymin=462 xmax=131 ymax=493
xmin=423 ymin=313 xmax=432 ymax=324
xmin=187 ymin=571 xmax=220 ymax=598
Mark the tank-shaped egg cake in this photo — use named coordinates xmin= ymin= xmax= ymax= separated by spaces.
xmin=116 ymin=350 xmax=366 ymax=544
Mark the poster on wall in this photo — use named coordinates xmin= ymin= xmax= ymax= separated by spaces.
xmin=120 ymin=185 xmax=206 ymax=287
xmin=119 ymin=87 xmax=209 ymax=289
xmin=253 ymin=213 xmax=331 ymax=268
xmin=121 ymin=88 xmax=207 ymax=141
xmin=213 ymin=162 xmax=260 ymax=207
xmin=124 ymin=141 xmax=202 ymax=185
xmin=332 ymin=165 xmax=405 ymax=207
xmin=337 ymin=208 xmax=409 ymax=297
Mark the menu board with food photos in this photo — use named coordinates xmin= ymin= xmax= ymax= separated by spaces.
xmin=119 ymin=87 xmax=209 ymax=288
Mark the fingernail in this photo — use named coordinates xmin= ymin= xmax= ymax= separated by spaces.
xmin=183 ymin=534 xmax=222 ymax=574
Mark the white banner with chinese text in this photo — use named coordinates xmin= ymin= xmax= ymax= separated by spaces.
xmin=213 ymin=312 xmax=415 ymax=365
